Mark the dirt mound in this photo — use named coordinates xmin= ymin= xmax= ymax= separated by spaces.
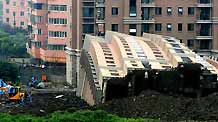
xmin=98 ymin=90 xmax=218 ymax=121
xmin=0 ymin=92 xmax=89 ymax=116
xmin=1 ymin=90 xmax=218 ymax=121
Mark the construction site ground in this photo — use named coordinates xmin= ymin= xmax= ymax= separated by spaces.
xmin=1 ymin=90 xmax=218 ymax=121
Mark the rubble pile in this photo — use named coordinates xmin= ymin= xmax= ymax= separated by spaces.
xmin=0 ymin=92 xmax=89 ymax=116
xmin=1 ymin=90 xmax=218 ymax=121
xmin=98 ymin=90 xmax=218 ymax=121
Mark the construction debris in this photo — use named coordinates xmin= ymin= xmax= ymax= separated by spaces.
xmin=97 ymin=90 xmax=218 ymax=121
xmin=0 ymin=91 xmax=89 ymax=116
xmin=0 ymin=90 xmax=218 ymax=121
xmin=55 ymin=95 xmax=64 ymax=99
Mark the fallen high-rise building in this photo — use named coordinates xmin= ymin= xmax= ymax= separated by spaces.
xmin=78 ymin=31 xmax=218 ymax=105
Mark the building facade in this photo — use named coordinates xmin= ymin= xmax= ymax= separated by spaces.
xmin=93 ymin=0 xmax=218 ymax=50
xmin=26 ymin=0 xmax=72 ymax=63
xmin=2 ymin=0 xmax=28 ymax=28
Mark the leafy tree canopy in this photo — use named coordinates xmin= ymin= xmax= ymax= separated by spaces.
xmin=0 ymin=61 xmax=19 ymax=82
xmin=0 ymin=28 xmax=29 ymax=58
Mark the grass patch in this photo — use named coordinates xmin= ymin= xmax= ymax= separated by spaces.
xmin=0 ymin=110 xmax=160 ymax=122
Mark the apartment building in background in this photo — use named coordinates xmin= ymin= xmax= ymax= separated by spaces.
xmin=65 ymin=0 xmax=218 ymax=85
xmin=2 ymin=0 xmax=28 ymax=28
xmin=92 ymin=0 xmax=218 ymax=50
xmin=26 ymin=0 xmax=72 ymax=63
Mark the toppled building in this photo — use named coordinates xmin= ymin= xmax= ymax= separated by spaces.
xmin=78 ymin=31 xmax=218 ymax=105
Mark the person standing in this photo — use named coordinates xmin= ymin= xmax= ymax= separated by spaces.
xmin=27 ymin=90 xmax=32 ymax=103
xmin=20 ymin=94 xmax=25 ymax=105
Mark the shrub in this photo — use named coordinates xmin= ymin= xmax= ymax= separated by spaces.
xmin=0 ymin=110 xmax=160 ymax=122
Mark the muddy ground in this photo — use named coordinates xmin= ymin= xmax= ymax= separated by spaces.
xmin=1 ymin=90 xmax=218 ymax=121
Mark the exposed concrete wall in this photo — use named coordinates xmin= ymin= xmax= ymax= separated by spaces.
xmin=82 ymin=76 xmax=95 ymax=105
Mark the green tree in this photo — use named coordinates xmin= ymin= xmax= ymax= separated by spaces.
xmin=0 ymin=61 xmax=19 ymax=82
xmin=0 ymin=29 xmax=28 ymax=58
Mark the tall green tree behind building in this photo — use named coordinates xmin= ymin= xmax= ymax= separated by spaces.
xmin=0 ymin=61 xmax=19 ymax=82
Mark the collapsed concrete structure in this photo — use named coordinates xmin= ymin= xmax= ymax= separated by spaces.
xmin=77 ymin=31 xmax=218 ymax=105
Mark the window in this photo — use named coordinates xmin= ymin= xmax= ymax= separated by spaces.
xmin=170 ymin=43 xmax=180 ymax=48
xmin=129 ymin=0 xmax=136 ymax=17
xmin=187 ymin=39 xmax=194 ymax=48
xmin=178 ymin=23 xmax=182 ymax=31
xmin=83 ymin=8 xmax=94 ymax=17
xmin=181 ymin=57 xmax=192 ymax=63
xmin=13 ymin=12 xmax=16 ymax=16
xmin=48 ymin=18 xmax=67 ymax=25
xmin=49 ymin=31 xmax=67 ymax=37
xmin=83 ymin=24 xmax=94 ymax=33
xmin=33 ymin=42 xmax=41 ymax=48
xmin=155 ymin=23 xmax=162 ymax=31
xmin=35 ymin=16 xmax=43 ymax=23
xmin=141 ymin=24 xmax=150 ymax=35
xmin=32 ymin=3 xmax=43 ymax=10
xmin=20 ymin=2 xmax=24 ymax=7
xmin=129 ymin=24 xmax=137 ymax=36
xmin=200 ymin=40 xmax=210 ymax=49
xmin=38 ymin=29 xmax=42 ymax=35
xmin=167 ymin=7 xmax=172 ymax=15
xmin=155 ymin=7 xmax=162 ymax=15
xmin=175 ymin=49 xmax=185 ymax=53
xmin=6 ymin=18 xmax=9 ymax=22
xmin=6 ymin=9 xmax=9 ymax=13
xmin=47 ymin=45 xmax=65 ymax=50
xmin=188 ymin=7 xmax=194 ymax=15
xmin=188 ymin=23 xmax=194 ymax=31
xmin=199 ymin=0 xmax=211 ymax=4
xmin=20 ymin=11 xmax=24 ymax=16
xmin=112 ymin=7 xmax=118 ymax=15
xmin=20 ymin=22 xmax=24 ymax=26
xmin=48 ymin=5 xmax=67 ymax=11
xmin=166 ymin=23 xmax=172 ymax=32
xmin=6 ymin=0 xmax=10 ymax=5
xmin=111 ymin=24 xmax=118 ymax=32
xmin=178 ymin=7 xmax=183 ymax=15
xmin=13 ymin=2 xmax=16 ymax=6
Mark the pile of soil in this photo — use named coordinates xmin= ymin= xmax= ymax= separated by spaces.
xmin=0 ymin=92 xmax=89 ymax=116
xmin=98 ymin=90 xmax=218 ymax=121
xmin=1 ymin=90 xmax=218 ymax=121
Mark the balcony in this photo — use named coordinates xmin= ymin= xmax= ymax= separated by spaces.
xmin=212 ymin=17 xmax=218 ymax=23
xmin=196 ymin=19 xmax=212 ymax=23
xmin=96 ymin=19 xmax=105 ymax=24
xmin=197 ymin=0 xmax=212 ymax=7
xmin=96 ymin=1 xmax=105 ymax=7
xmin=196 ymin=36 xmax=213 ymax=40
xmin=196 ymin=15 xmax=212 ymax=23
xmin=141 ymin=0 xmax=155 ymax=8
xmin=196 ymin=30 xmax=213 ymax=40
xmin=123 ymin=17 xmax=155 ymax=24
xmin=96 ymin=9 xmax=105 ymax=23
